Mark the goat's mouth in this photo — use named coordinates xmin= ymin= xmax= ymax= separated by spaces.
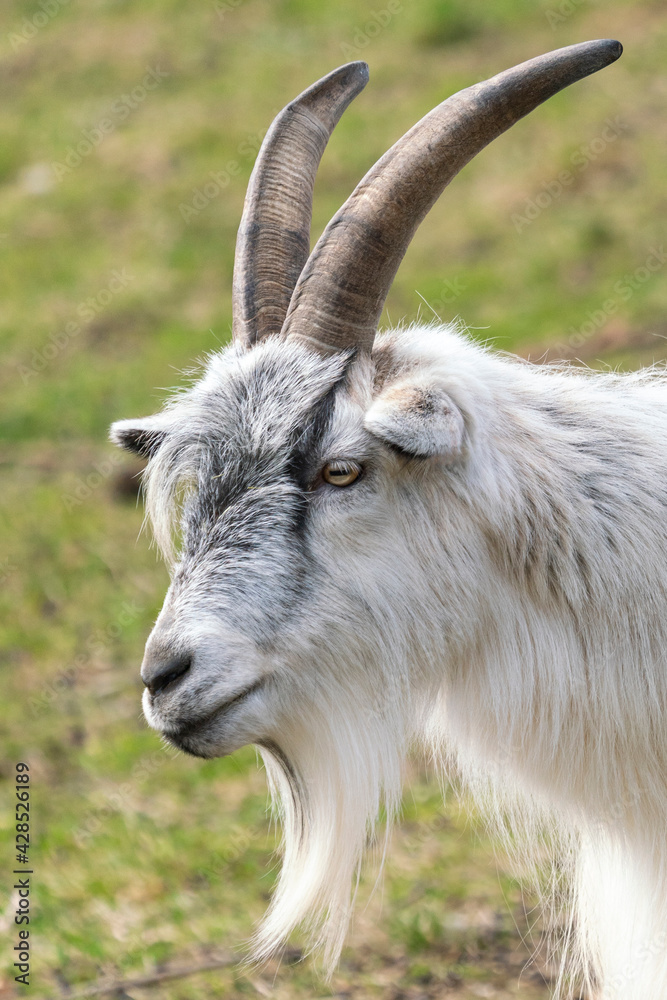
xmin=159 ymin=678 xmax=266 ymax=758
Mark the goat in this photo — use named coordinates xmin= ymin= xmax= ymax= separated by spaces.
xmin=111 ymin=40 xmax=667 ymax=998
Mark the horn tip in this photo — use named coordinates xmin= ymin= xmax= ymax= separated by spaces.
xmin=340 ymin=60 xmax=370 ymax=88
xmin=598 ymin=38 xmax=623 ymax=62
xmin=546 ymin=38 xmax=623 ymax=84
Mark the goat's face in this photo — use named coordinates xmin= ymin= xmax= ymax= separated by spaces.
xmin=112 ymin=334 xmax=468 ymax=760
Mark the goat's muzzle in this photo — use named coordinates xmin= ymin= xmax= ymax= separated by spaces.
xmin=141 ymin=646 xmax=192 ymax=697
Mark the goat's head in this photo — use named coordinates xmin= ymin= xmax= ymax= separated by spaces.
xmin=111 ymin=42 xmax=622 ymax=963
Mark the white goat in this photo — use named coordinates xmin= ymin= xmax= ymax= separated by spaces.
xmin=111 ymin=40 xmax=667 ymax=998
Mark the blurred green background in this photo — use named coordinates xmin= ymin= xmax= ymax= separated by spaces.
xmin=1 ymin=0 xmax=666 ymax=997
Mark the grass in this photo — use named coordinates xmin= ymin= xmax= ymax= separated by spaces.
xmin=1 ymin=0 xmax=666 ymax=996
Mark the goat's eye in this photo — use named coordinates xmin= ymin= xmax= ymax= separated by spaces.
xmin=322 ymin=460 xmax=362 ymax=487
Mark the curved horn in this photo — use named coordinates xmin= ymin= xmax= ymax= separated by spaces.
xmin=282 ymin=39 xmax=623 ymax=355
xmin=232 ymin=61 xmax=369 ymax=349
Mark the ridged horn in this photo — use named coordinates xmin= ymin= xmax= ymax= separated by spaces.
xmin=282 ymin=39 xmax=623 ymax=355
xmin=232 ymin=61 xmax=369 ymax=349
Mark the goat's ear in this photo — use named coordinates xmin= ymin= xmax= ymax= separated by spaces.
xmin=109 ymin=417 xmax=168 ymax=458
xmin=364 ymin=381 xmax=465 ymax=460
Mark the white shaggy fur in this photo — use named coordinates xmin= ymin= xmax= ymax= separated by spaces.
xmin=113 ymin=324 xmax=667 ymax=998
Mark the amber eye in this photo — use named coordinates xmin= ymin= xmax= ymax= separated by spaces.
xmin=322 ymin=460 xmax=362 ymax=487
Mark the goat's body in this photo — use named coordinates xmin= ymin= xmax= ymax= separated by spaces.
xmin=239 ymin=325 xmax=667 ymax=996
xmin=391 ymin=326 xmax=667 ymax=997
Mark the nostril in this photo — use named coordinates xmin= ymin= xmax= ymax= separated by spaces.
xmin=143 ymin=653 xmax=192 ymax=697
